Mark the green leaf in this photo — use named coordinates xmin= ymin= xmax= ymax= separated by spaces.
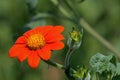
xmin=89 ymin=53 xmax=116 ymax=74
xmin=115 ymin=63 xmax=120 ymax=75
xmin=90 ymin=53 xmax=105 ymax=73
xmin=90 ymin=53 xmax=120 ymax=80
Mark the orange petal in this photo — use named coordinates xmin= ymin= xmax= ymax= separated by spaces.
xmin=37 ymin=46 xmax=51 ymax=60
xmin=34 ymin=25 xmax=53 ymax=36
xmin=28 ymin=51 xmax=40 ymax=68
xmin=23 ymin=29 xmax=36 ymax=38
xmin=53 ymin=25 xmax=64 ymax=33
xmin=18 ymin=47 xmax=30 ymax=62
xmin=45 ymin=26 xmax=64 ymax=42
xmin=15 ymin=36 xmax=27 ymax=44
xmin=23 ymin=26 xmax=53 ymax=37
xmin=9 ymin=44 xmax=25 ymax=58
xmin=46 ymin=41 xmax=64 ymax=50
xmin=45 ymin=34 xmax=64 ymax=43
xmin=45 ymin=26 xmax=64 ymax=36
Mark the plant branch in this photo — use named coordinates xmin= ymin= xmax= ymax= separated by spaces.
xmin=79 ymin=18 xmax=120 ymax=58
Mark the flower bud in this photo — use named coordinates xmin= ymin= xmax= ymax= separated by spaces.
xmin=72 ymin=66 xmax=90 ymax=80
xmin=67 ymin=28 xmax=83 ymax=49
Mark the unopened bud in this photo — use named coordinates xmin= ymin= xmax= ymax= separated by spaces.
xmin=67 ymin=28 xmax=83 ymax=49
xmin=72 ymin=66 xmax=90 ymax=80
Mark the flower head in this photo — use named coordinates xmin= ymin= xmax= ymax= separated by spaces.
xmin=9 ymin=25 xmax=64 ymax=68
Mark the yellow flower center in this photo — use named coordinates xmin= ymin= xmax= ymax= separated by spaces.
xmin=27 ymin=34 xmax=45 ymax=50
xmin=71 ymin=31 xmax=79 ymax=42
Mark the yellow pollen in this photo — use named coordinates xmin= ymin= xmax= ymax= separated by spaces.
xmin=27 ymin=34 xmax=45 ymax=50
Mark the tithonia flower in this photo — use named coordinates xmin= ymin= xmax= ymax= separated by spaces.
xmin=9 ymin=25 xmax=64 ymax=68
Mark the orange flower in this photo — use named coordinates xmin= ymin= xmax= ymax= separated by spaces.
xmin=9 ymin=25 xmax=64 ymax=68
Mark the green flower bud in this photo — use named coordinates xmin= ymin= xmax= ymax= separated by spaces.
xmin=67 ymin=28 xmax=83 ymax=49
xmin=72 ymin=66 xmax=90 ymax=80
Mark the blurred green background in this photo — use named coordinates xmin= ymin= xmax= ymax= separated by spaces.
xmin=0 ymin=0 xmax=120 ymax=80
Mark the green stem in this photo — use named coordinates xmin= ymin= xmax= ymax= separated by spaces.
xmin=65 ymin=47 xmax=74 ymax=68
xmin=96 ymin=73 xmax=100 ymax=80
xmin=79 ymin=18 xmax=120 ymax=59
xmin=50 ymin=0 xmax=70 ymax=18
xmin=43 ymin=60 xmax=66 ymax=70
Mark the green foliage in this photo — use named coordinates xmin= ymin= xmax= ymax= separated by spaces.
xmin=115 ymin=63 xmax=120 ymax=75
xmin=90 ymin=53 xmax=120 ymax=80
xmin=65 ymin=66 xmax=90 ymax=80
xmin=72 ymin=66 xmax=90 ymax=80
xmin=90 ymin=53 xmax=116 ymax=74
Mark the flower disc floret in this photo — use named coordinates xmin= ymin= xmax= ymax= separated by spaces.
xmin=27 ymin=34 xmax=45 ymax=50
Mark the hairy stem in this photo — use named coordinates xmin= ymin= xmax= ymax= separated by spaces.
xmin=65 ymin=47 xmax=74 ymax=68
xmin=79 ymin=18 xmax=120 ymax=58
xmin=43 ymin=60 xmax=66 ymax=70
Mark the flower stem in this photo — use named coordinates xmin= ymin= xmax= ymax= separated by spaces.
xmin=65 ymin=47 xmax=74 ymax=68
xmin=43 ymin=60 xmax=66 ymax=70
xmin=79 ymin=18 xmax=120 ymax=58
